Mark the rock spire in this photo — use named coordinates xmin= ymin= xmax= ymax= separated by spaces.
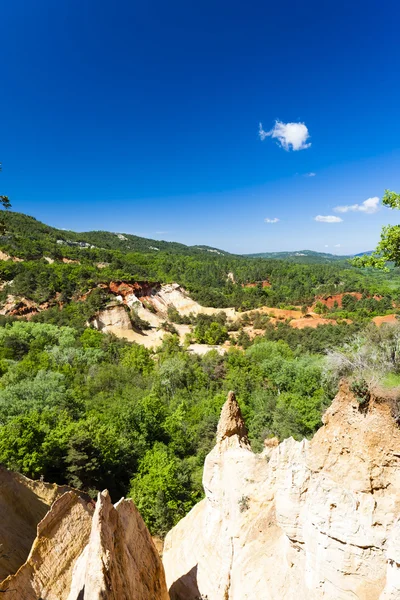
xmin=216 ymin=391 xmax=249 ymax=444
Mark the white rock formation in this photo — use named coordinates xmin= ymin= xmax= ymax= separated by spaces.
xmin=90 ymin=304 xmax=133 ymax=334
xmin=151 ymin=283 xmax=236 ymax=319
xmin=0 ymin=478 xmax=170 ymax=600
xmin=68 ymin=490 xmax=170 ymax=600
xmin=163 ymin=386 xmax=400 ymax=600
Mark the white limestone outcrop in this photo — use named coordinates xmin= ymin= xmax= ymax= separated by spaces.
xmin=89 ymin=303 xmax=133 ymax=333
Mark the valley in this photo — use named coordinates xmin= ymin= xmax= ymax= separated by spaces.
xmin=0 ymin=211 xmax=399 ymax=353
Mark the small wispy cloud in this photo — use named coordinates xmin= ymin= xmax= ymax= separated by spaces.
xmin=264 ymin=217 xmax=279 ymax=224
xmin=334 ymin=196 xmax=380 ymax=214
xmin=334 ymin=243 xmax=341 ymax=247
xmin=315 ymin=215 xmax=343 ymax=223
xmin=324 ymin=244 xmax=329 ymax=248
xmin=259 ymin=120 xmax=311 ymax=151
xmin=305 ymin=172 xmax=316 ymax=177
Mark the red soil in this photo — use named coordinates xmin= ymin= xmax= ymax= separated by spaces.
xmin=312 ymin=292 xmax=385 ymax=310
xmin=289 ymin=317 xmax=337 ymax=329
xmin=109 ymin=281 xmax=159 ymax=298
xmin=372 ymin=314 xmax=399 ymax=326
xmin=256 ymin=307 xmax=303 ymax=319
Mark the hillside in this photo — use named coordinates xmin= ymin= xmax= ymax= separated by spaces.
xmin=0 ymin=211 xmax=231 ymax=258
xmin=0 ymin=212 xmax=372 ymax=264
xmin=0 ymin=209 xmax=398 ymax=334
xmin=244 ymin=249 xmax=356 ymax=263
xmin=0 ymin=209 xmax=400 ymax=598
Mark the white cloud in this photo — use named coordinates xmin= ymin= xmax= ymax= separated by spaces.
xmin=334 ymin=196 xmax=380 ymax=214
xmin=314 ymin=215 xmax=343 ymax=223
xmin=264 ymin=217 xmax=279 ymax=224
xmin=259 ymin=120 xmax=311 ymax=151
xmin=305 ymin=172 xmax=316 ymax=177
xmin=324 ymin=244 xmax=329 ymax=248
xmin=334 ymin=243 xmax=341 ymax=247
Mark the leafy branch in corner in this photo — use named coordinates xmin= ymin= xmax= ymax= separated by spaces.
xmin=352 ymin=190 xmax=400 ymax=270
xmin=0 ymin=163 xmax=11 ymax=210
xmin=0 ymin=162 xmax=11 ymax=237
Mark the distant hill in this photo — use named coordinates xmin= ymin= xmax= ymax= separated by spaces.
xmin=0 ymin=211 xmax=232 ymax=258
xmin=243 ymin=249 xmax=372 ymax=264
xmin=0 ymin=211 xmax=373 ymax=265
xmin=353 ymin=251 xmax=374 ymax=257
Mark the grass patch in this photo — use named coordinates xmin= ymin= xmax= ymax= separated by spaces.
xmin=382 ymin=373 xmax=400 ymax=389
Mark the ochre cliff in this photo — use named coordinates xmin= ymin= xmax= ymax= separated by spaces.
xmin=0 ymin=484 xmax=170 ymax=599
xmin=163 ymin=386 xmax=400 ymax=600
xmin=0 ymin=465 xmax=89 ymax=581
xmin=0 ymin=491 xmax=94 ymax=599
xmin=1 ymin=384 xmax=400 ymax=599
xmin=67 ymin=491 xmax=170 ymax=600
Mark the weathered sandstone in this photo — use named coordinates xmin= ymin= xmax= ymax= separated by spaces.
xmin=0 ymin=491 xmax=94 ymax=599
xmin=0 ymin=477 xmax=170 ymax=600
xmin=0 ymin=465 xmax=87 ymax=580
xmin=89 ymin=303 xmax=133 ymax=334
xmin=163 ymin=385 xmax=400 ymax=599
xmin=68 ymin=490 xmax=170 ymax=600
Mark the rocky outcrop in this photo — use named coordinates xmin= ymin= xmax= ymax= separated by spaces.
xmin=0 ymin=295 xmax=40 ymax=317
xmin=163 ymin=385 xmax=400 ymax=600
xmin=0 ymin=474 xmax=170 ymax=600
xmin=0 ymin=465 xmax=87 ymax=580
xmin=89 ymin=304 xmax=133 ymax=334
xmin=68 ymin=491 xmax=170 ymax=600
xmin=109 ymin=280 xmax=158 ymax=300
xmin=216 ymin=391 xmax=249 ymax=444
xmin=0 ymin=250 xmax=23 ymax=262
xmin=0 ymin=492 xmax=94 ymax=599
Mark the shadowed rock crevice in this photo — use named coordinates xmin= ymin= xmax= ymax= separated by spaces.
xmin=168 ymin=565 xmax=200 ymax=600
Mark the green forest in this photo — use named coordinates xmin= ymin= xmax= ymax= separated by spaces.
xmin=0 ymin=320 xmax=335 ymax=535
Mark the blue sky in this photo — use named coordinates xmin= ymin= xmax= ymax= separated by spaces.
xmin=1 ymin=0 xmax=399 ymax=254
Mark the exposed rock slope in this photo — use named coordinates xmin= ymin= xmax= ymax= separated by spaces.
xmin=0 ymin=465 xmax=87 ymax=581
xmin=163 ymin=386 xmax=400 ymax=600
xmin=0 ymin=478 xmax=170 ymax=599
xmin=68 ymin=491 xmax=170 ymax=600
xmin=0 ymin=492 xmax=94 ymax=599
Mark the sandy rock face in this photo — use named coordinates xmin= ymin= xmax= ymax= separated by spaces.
xmin=0 ymin=491 xmax=94 ymax=599
xmin=216 ymin=390 xmax=249 ymax=443
xmin=90 ymin=304 xmax=133 ymax=333
xmin=68 ymin=491 xmax=170 ymax=600
xmin=163 ymin=384 xmax=400 ymax=600
xmin=0 ymin=474 xmax=170 ymax=599
xmin=0 ymin=465 xmax=87 ymax=581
